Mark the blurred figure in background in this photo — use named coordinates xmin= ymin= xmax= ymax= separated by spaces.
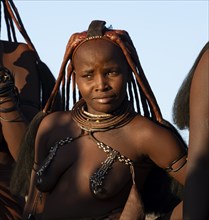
xmin=0 ymin=1 xmax=60 ymax=219
xmin=173 ymin=41 xmax=209 ymax=220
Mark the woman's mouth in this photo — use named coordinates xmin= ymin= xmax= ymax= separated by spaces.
xmin=93 ymin=96 xmax=115 ymax=104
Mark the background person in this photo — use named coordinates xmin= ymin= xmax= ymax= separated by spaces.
xmin=0 ymin=1 xmax=59 ymax=219
xmin=173 ymin=41 xmax=209 ymax=220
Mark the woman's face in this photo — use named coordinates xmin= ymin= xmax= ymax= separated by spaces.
xmin=73 ymin=39 xmax=130 ymax=115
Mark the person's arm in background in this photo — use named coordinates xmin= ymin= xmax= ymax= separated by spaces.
xmin=183 ymin=46 xmax=209 ymax=220
xmin=0 ymin=41 xmax=40 ymax=161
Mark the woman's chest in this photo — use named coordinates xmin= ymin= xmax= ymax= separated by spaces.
xmin=45 ymin=131 xmax=137 ymax=198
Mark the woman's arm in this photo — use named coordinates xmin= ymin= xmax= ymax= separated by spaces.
xmin=0 ymin=42 xmax=40 ymax=160
xmin=140 ymin=118 xmax=187 ymax=220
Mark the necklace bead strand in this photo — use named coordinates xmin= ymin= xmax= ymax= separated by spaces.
xmin=72 ymin=98 xmax=136 ymax=132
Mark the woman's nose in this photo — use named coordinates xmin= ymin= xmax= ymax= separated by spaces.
xmin=95 ymin=75 xmax=109 ymax=91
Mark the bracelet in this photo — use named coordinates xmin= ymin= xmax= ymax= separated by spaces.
xmin=0 ymin=114 xmax=24 ymax=122
xmin=0 ymin=93 xmax=19 ymax=113
xmin=0 ymin=66 xmax=15 ymax=96
xmin=0 ymin=66 xmax=20 ymax=113
xmin=165 ymin=151 xmax=188 ymax=172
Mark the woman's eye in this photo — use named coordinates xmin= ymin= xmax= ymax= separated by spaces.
xmin=82 ymin=73 xmax=93 ymax=79
xmin=107 ymin=71 xmax=119 ymax=76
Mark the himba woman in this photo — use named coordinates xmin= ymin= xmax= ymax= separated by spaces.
xmin=0 ymin=0 xmax=60 ymax=219
xmin=173 ymin=41 xmax=209 ymax=220
xmin=23 ymin=20 xmax=188 ymax=220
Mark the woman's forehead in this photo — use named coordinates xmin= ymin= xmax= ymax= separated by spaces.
xmin=73 ymin=38 xmax=124 ymax=59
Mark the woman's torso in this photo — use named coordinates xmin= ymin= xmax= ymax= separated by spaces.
xmin=36 ymin=112 xmax=154 ymax=219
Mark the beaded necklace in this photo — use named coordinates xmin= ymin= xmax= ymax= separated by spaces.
xmin=71 ymin=98 xmax=136 ymax=132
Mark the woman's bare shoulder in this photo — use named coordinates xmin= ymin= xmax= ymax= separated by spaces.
xmin=131 ymin=115 xmax=166 ymax=137
xmin=129 ymin=115 xmax=163 ymax=149
xmin=34 ymin=111 xmax=74 ymax=156
xmin=131 ymin=115 xmax=184 ymax=156
xmin=37 ymin=111 xmax=73 ymax=138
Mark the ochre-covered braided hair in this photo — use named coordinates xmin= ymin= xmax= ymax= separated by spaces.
xmin=44 ymin=20 xmax=163 ymax=124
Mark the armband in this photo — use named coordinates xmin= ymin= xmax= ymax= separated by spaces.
xmin=165 ymin=151 xmax=187 ymax=172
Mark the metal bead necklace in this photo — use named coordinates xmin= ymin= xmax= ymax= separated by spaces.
xmin=71 ymin=98 xmax=137 ymax=132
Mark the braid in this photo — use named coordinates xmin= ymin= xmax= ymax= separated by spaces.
xmin=129 ymin=76 xmax=141 ymax=113
xmin=3 ymin=0 xmax=38 ymax=55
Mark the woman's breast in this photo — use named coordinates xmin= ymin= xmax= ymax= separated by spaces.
xmin=42 ymin=153 xmax=132 ymax=219
xmin=39 ymin=132 xmax=152 ymax=219
xmin=50 ymin=141 xmax=132 ymax=198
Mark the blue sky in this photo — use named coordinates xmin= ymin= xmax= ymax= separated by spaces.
xmin=1 ymin=0 xmax=208 ymax=142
